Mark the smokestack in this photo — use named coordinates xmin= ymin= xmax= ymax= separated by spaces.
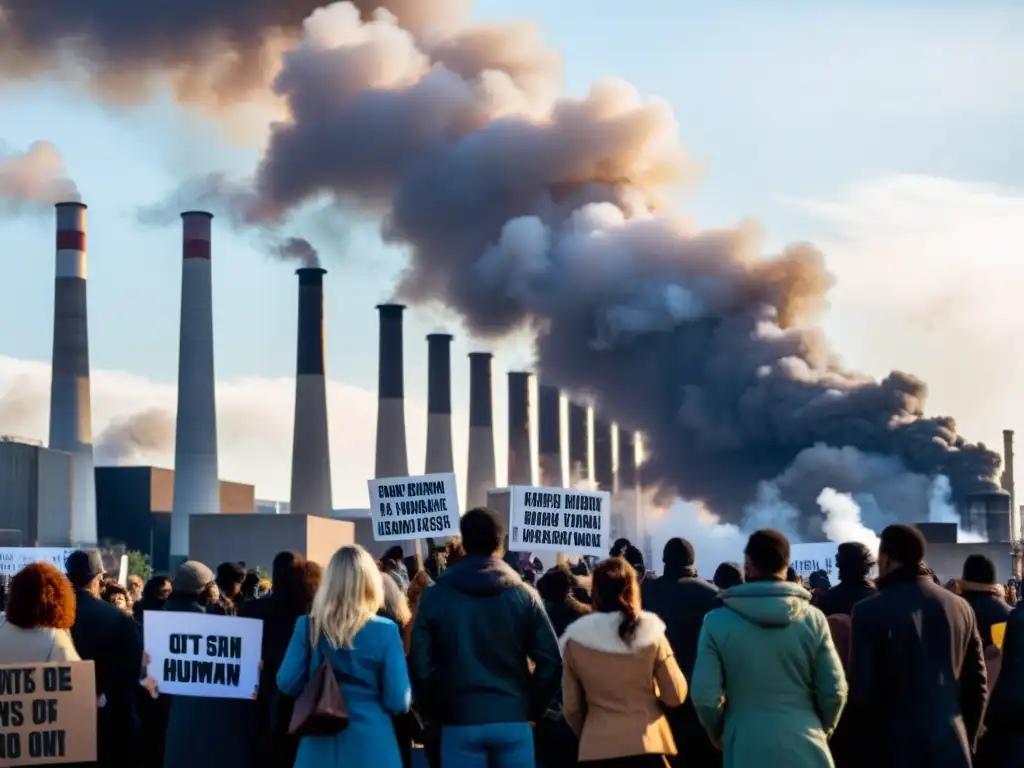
xmin=289 ymin=267 xmax=333 ymax=516
xmin=538 ymin=384 xmax=563 ymax=486
xmin=170 ymin=211 xmax=221 ymax=561
xmin=507 ymin=371 xmax=534 ymax=486
xmin=466 ymin=352 xmax=496 ymax=507
xmin=49 ymin=202 xmax=96 ymax=544
xmin=424 ymin=334 xmax=454 ymax=473
xmin=593 ymin=416 xmax=615 ymax=494
xmin=375 ymin=305 xmax=409 ymax=479
xmin=1002 ymin=430 xmax=1015 ymax=536
xmin=568 ymin=401 xmax=590 ymax=485
xmin=619 ymin=430 xmax=638 ymax=491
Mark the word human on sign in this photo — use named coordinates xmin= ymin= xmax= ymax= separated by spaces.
xmin=0 ymin=661 xmax=96 ymax=766
xmin=367 ymin=472 xmax=461 ymax=541
xmin=144 ymin=612 xmax=263 ymax=700
xmin=508 ymin=486 xmax=610 ymax=558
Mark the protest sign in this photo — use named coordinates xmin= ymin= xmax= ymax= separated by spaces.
xmin=0 ymin=661 xmax=96 ymax=766
xmin=790 ymin=543 xmax=839 ymax=585
xmin=144 ymin=612 xmax=263 ymax=700
xmin=508 ymin=486 xmax=610 ymax=558
xmin=368 ymin=472 xmax=460 ymax=541
xmin=0 ymin=549 xmax=75 ymax=578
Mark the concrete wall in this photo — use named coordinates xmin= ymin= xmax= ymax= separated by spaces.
xmin=926 ymin=542 xmax=1016 ymax=584
xmin=36 ymin=448 xmax=73 ymax=545
xmin=147 ymin=467 xmax=251 ymax=513
xmin=0 ymin=441 xmax=73 ymax=546
xmin=322 ymin=510 xmax=386 ymax=558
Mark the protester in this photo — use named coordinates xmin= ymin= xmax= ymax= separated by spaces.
xmin=379 ymin=569 xmax=418 ymax=768
xmin=213 ymin=561 xmax=246 ymax=616
xmin=642 ymin=538 xmax=720 ymax=768
xmin=561 ymin=556 xmax=687 ymax=767
xmin=127 ymin=574 xmax=144 ymax=604
xmin=66 ymin=549 xmax=144 ymax=767
xmin=0 ymin=562 xmax=79 ymax=662
xmin=537 ymin=564 xmax=591 ymax=637
xmin=278 ymin=545 xmax=411 ymax=768
xmin=849 ymin=524 xmax=988 ymax=768
xmin=382 ymin=545 xmax=411 ymax=592
xmin=133 ymin=576 xmax=172 ymax=625
xmin=240 ymin=569 xmax=262 ymax=602
xmin=712 ymin=562 xmax=744 ymax=590
xmin=977 ymin=601 xmax=1024 ymax=767
xmin=410 ymin=506 xmax=561 ymax=768
xmin=785 ymin=566 xmax=803 ymax=585
xmin=691 ymin=529 xmax=847 ymax=767
xmin=959 ymin=554 xmax=1013 ymax=648
xmin=623 ymin=544 xmax=647 ymax=582
xmin=102 ymin=581 xmax=133 ymax=615
xmin=824 ymin=614 xmax=856 ymax=768
xmin=815 ymin=542 xmax=877 ymax=617
xmin=610 ymin=538 xmax=632 ymax=558
xmin=1006 ymin=580 xmax=1017 ymax=607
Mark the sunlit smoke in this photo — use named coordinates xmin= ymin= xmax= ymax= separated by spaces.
xmin=94 ymin=408 xmax=175 ymax=466
xmin=0 ymin=140 xmax=79 ymax=214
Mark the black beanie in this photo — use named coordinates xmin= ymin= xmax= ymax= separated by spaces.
xmin=962 ymin=554 xmax=997 ymax=585
xmin=663 ymin=537 xmax=695 ymax=568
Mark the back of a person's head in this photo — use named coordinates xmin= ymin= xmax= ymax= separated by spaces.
xmin=808 ymin=570 xmax=831 ymax=592
xmin=216 ymin=561 xmax=246 ymax=587
xmin=271 ymin=551 xmax=303 ymax=586
xmin=6 ymin=562 xmax=76 ymax=630
xmin=591 ymin=557 xmax=642 ymax=645
xmin=312 ymin=545 xmax=384 ymax=648
xmin=836 ymin=542 xmax=875 ymax=580
xmin=610 ymin=538 xmax=632 ymax=558
xmin=460 ymin=507 xmax=503 ymax=557
xmin=745 ymin=529 xmax=791 ymax=578
xmin=879 ymin=524 xmax=926 ymax=569
xmin=537 ymin=565 xmax=574 ymax=602
xmin=962 ymin=554 xmax=997 ymax=585
xmin=623 ymin=545 xmax=646 ymax=579
xmin=280 ymin=560 xmax=323 ymax=615
xmin=662 ymin=537 xmax=695 ymax=569
xmin=380 ymin=571 xmax=412 ymax=627
xmin=383 ymin=545 xmax=404 ymax=563
xmin=141 ymin=576 xmax=171 ymax=602
xmin=713 ymin=561 xmax=744 ymax=590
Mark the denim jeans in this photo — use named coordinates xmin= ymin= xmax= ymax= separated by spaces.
xmin=441 ymin=722 xmax=535 ymax=768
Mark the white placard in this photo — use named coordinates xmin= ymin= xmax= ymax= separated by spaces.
xmin=367 ymin=472 xmax=460 ymax=541
xmin=790 ymin=543 xmax=838 ymax=585
xmin=508 ymin=486 xmax=610 ymax=558
xmin=0 ymin=548 xmax=76 ymax=577
xmin=144 ymin=611 xmax=263 ymax=700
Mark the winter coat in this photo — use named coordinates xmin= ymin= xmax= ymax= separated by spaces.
xmin=161 ymin=593 xmax=257 ymax=768
xmin=277 ymin=615 xmax=411 ymax=768
xmin=977 ymin=603 xmax=1024 ymax=768
xmin=642 ymin=565 xmax=721 ymax=768
xmin=961 ymin=582 xmax=1013 ymax=648
xmin=561 ymin=610 xmax=687 ymax=762
xmin=408 ymin=555 xmax=561 ymax=726
xmin=690 ymin=580 xmax=847 ymax=768
xmin=814 ymin=577 xmax=876 ymax=617
xmin=848 ymin=566 xmax=988 ymax=768
xmin=0 ymin=618 xmax=79 ymax=663
xmin=542 ymin=595 xmax=591 ymax=638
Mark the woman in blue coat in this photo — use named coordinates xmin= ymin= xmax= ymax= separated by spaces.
xmin=278 ymin=545 xmax=411 ymax=768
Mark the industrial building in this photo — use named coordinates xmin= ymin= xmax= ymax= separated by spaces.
xmin=0 ymin=437 xmax=74 ymax=547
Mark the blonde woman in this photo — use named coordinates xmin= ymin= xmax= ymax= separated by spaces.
xmin=277 ymin=545 xmax=412 ymax=768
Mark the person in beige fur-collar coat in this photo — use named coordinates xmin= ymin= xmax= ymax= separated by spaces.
xmin=561 ymin=556 xmax=688 ymax=768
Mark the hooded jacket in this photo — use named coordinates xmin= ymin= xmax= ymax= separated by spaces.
xmin=960 ymin=581 xmax=1012 ymax=648
xmin=690 ymin=580 xmax=847 ymax=768
xmin=408 ymin=555 xmax=561 ymax=726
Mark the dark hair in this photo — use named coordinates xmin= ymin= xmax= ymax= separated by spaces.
xmin=962 ymin=554 xmax=997 ymax=585
xmin=610 ymin=538 xmax=631 ymax=557
xmin=383 ymin=545 xmax=404 ymax=562
xmin=280 ymin=560 xmax=322 ymax=615
xmin=141 ymin=576 xmax=171 ymax=602
xmin=101 ymin=581 xmax=129 ymax=605
xmin=663 ymin=537 xmax=695 ymax=568
xmin=713 ymin=561 xmax=744 ymax=590
xmin=272 ymin=551 xmax=302 ymax=585
xmin=216 ymin=562 xmax=246 ymax=586
xmin=623 ymin=545 xmax=646 ymax=579
xmin=879 ymin=524 xmax=926 ymax=567
xmin=836 ymin=542 xmax=875 ymax=579
xmin=537 ymin=565 xmax=574 ymax=602
xmin=786 ymin=567 xmax=801 ymax=583
xmin=591 ymin=557 xmax=641 ymax=645
xmin=240 ymin=570 xmax=261 ymax=600
xmin=460 ymin=507 xmax=503 ymax=557
xmin=745 ymin=529 xmax=791 ymax=576
xmin=6 ymin=562 xmax=76 ymax=630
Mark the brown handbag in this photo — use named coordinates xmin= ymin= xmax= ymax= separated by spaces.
xmin=288 ymin=632 xmax=350 ymax=737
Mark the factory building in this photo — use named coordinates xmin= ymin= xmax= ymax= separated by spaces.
xmin=0 ymin=437 xmax=74 ymax=547
xmin=95 ymin=466 xmax=254 ymax=573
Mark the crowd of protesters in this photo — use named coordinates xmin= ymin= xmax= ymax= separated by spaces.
xmin=0 ymin=510 xmax=1022 ymax=768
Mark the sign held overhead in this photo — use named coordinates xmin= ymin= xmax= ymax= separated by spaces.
xmin=368 ymin=472 xmax=461 ymax=541
xmin=508 ymin=486 xmax=610 ymax=558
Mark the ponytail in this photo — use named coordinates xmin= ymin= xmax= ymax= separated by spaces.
xmin=618 ymin=604 xmax=640 ymax=645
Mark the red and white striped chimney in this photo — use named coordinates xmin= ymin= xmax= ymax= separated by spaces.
xmin=537 ymin=383 xmax=563 ymax=486
xmin=49 ymin=202 xmax=96 ymax=544
xmin=466 ymin=352 xmax=496 ymax=507
xmin=424 ymin=334 xmax=454 ymax=474
xmin=507 ymin=371 xmax=534 ymax=486
xmin=170 ymin=211 xmax=220 ymax=563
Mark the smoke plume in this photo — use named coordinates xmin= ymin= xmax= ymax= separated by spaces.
xmin=0 ymin=141 xmax=79 ymax=213
xmin=94 ymin=408 xmax=175 ymax=466
xmin=271 ymin=236 xmax=321 ymax=267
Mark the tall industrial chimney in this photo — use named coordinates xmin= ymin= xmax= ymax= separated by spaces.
xmin=618 ymin=429 xmax=638 ymax=491
xmin=170 ymin=211 xmax=221 ymax=562
xmin=49 ymin=202 xmax=96 ymax=544
xmin=567 ymin=401 xmax=590 ymax=485
xmin=538 ymin=383 xmax=563 ymax=486
xmin=466 ymin=352 xmax=496 ymax=508
xmin=289 ymin=267 xmax=333 ymax=516
xmin=593 ymin=416 xmax=615 ymax=494
xmin=424 ymin=334 xmax=454 ymax=474
xmin=507 ymin=372 xmax=534 ymax=486
xmin=375 ymin=304 xmax=409 ymax=479
xmin=1002 ymin=429 xmax=1016 ymax=542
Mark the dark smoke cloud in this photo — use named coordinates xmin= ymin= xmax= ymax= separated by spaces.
xmin=94 ymin=408 xmax=174 ymax=466
xmin=272 ymin=236 xmax=321 ymax=267
xmin=0 ymin=140 xmax=79 ymax=213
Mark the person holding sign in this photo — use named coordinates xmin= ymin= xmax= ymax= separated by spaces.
xmin=0 ymin=562 xmax=80 ymax=664
xmin=277 ymin=545 xmax=411 ymax=768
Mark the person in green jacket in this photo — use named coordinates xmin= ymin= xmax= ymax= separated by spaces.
xmin=690 ymin=529 xmax=848 ymax=768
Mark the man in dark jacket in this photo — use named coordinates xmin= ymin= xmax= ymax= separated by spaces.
xmin=959 ymin=554 xmax=1012 ymax=648
xmin=213 ymin=561 xmax=246 ymax=616
xmin=66 ymin=549 xmax=144 ymax=767
xmin=816 ymin=542 xmax=878 ymax=616
xmin=410 ymin=507 xmax=561 ymax=768
xmin=643 ymin=538 xmax=721 ymax=768
xmin=850 ymin=525 xmax=988 ymax=768
xmin=978 ymin=601 xmax=1024 ymax=767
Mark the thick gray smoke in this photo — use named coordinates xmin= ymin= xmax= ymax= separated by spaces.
xmin=272 ymin=237 xmax=321 ymax=267
xmin=13 ymin=2 xmax=1001 ymax=526
xmin=94 ymin=408 xmax=174 ymax=466
xmin=0 ymin=140 xmax=79 ymax=213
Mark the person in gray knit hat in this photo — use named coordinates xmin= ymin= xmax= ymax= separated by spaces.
xmin=173 ymin=561 xmax=216 ymax=596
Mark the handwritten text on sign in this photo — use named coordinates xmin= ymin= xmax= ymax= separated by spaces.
xmin=144 ymin=612 xmax=263 ymax=700
xmin=0 ymin=661 xmax=96 ymax=766
xmin=789 ymin=543 xmax=839 ymax=585
xmin=508 ymin=486 xmax=610 ymax=557
xmin=0 ymin=549 xmax=75 ymax=578
xmin=368 ymin=472 xmax=460 ymax=541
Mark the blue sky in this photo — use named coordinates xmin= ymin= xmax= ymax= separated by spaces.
xmin=1 ymin=1 xmax=1023 ymax=505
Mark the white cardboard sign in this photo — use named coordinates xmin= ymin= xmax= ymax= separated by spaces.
xmin=144 ymin=612 xmax=263 ymax=700
xmin=0 ymin=548 xmax=76 ymax=577
xmin=367 ymin=472 xmax=460 ymax=541
xmin=508 ymin=486 xmax=610 ymax=558
xmin=789 ymin=543 xmax=839 ymax=585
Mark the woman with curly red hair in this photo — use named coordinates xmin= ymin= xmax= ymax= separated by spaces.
xmin=0 ymin=561 xmax=80 ymax=662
